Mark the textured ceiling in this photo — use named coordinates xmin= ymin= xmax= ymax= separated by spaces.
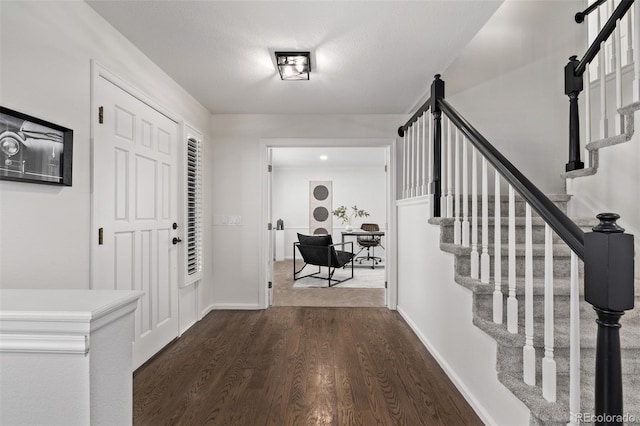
xmin=87 ymin=1 xmax=502 ymax=115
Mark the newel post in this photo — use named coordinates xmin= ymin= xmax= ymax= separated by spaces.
xmin=565 ymin=55 xmax=585 ymax=172
xmin=584 ymin=213 xmax=635 ymax=425
xmin=431 ymin=74 xmax=445 ymax=217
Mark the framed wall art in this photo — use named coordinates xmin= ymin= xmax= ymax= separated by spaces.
xmin=0 ymin=106 xmax=73 ymax=186
xmin=309 ymin=180 xmax=332 ymax=235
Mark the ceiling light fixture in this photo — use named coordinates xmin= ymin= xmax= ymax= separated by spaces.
xmin=275 ymin=51 xmax=311 ymax=81
xmin=320 ymin=155 xmax=328 ymax=160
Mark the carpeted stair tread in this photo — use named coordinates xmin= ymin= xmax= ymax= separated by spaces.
xmin=455 ymin=274 xmax=574 ymax=295
xmin=473 ymin=301 xmax=640 ymax=350
xmin=440 ymin=242 xmax=574 ymax=257
xmin=430 ymin=216 xmax=596 ymax=227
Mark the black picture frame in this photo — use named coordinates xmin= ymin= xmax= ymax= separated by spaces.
xmin=0 ymin=106 xmax=73 ymax=186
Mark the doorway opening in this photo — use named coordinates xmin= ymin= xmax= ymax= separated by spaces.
xmin=259 ymin=139 xmax=397 ymax=310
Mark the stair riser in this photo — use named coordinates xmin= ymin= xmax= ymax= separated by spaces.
xmin=496 ymin=344 xmax=640 ymax=378
xmin=455 ymin=252 xmax=577 ymax=279
xmin=475 ymin=293 xmax=572 ymax=322
xmin=443 ymin=197 xmax=568 ymax=217
xmin=440 ymin=222 xmax=564 ymax=245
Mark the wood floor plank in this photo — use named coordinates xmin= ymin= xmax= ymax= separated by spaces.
xmin=133 ymin=307 xmax=483 ymax=426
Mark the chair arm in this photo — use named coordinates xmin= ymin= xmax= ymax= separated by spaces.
xmin=330 ymin=241 xmax=353 ymax=252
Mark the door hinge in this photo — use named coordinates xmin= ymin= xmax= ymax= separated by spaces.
xmin=98 ymin=227 xmax=104 ymax=245
xmin=268 ymin=164 xmax=272 ymax=172
xmin=385 ymin=281 xmax=388 ymax=288
xmin=268 ymin=281 xmax=273 ymax=289
xmin=268 ymin=223 xmax=273 ymax=230
xmin=385 ymin=165 xmax=388 ymax=172
xmin=98 ymin=106 xmax=104 ymax=124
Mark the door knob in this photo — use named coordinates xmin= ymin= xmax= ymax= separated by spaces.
xmin=172 ymin=237 xmax=182 ymax=245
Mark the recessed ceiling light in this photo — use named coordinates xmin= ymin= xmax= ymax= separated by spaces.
xmin=275 ymin=51 xmax=311 ymax=81
xmin=320 ymin=155 xmax=328 ymax=160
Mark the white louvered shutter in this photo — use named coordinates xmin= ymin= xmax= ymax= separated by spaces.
xmin=186 ymin=137 xmax=203 ymax=282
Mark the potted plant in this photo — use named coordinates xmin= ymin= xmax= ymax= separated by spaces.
xmin=332 ymin=205 xmax=369 ymax=231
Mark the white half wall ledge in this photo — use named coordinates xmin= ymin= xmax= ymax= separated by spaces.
xmin=0 ymin=289 xmax=143 ymax=426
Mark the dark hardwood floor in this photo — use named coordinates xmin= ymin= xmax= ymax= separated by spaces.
xmin=133 ymin=308 xmax=483 ymax=426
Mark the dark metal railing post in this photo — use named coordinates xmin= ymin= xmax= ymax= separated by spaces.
xmin=431 ymin=74 xmax=445 ymax=217
xmin=584 ymin=213 xmax=635 ymax=425
xmin=565 ymin=55 xmax=585 ymax=172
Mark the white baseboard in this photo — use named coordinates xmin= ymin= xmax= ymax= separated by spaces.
xmin=208 ymin=303 xmax=262 ymax=310
xmin=200 ymin=304 xmax=216 ymax=318
xmin=397 ymin=306 xmax=498 ymax=426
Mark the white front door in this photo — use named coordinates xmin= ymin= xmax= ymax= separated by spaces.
xmin=92 ymin=73 xmax=180 ymax=369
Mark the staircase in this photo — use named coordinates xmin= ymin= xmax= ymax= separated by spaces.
xmin=428 ymin=195 xmax=640 ymax=424
xmin=395 ymin=1 xmax=638 ymax=422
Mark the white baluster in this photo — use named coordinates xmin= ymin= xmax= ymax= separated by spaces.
xmin=462 ymin=137 xmax=470 ymax=247
xmin=470 ymin=146 xmax=479 ymax=279
xmin=453 ymin=128 xmax=461 ymax=245
xmin=422 ymin=114 xmax=428 ymax=195
xmin=599 ymin=7 xmax=609 ymax=138
xmin=493 ymin=171 xmax=503 ymax=324
xmin=585 ymin=65 xmax=592 ymax=165
xmin=569 ymin=252 xmax=581 ymax=425
xmin=411 ymin=123 xmax=416 ymax=197
xmin=415 ymin=118 xmax=421 ymax=197
xmin=403 ymin=130 xmax=407 ymax=198
xmin=523 ymin=204 xmax=535 ymax=385
xmin=441 ymin=117 xmax=447 ymax=212
xmin=585 ymin=10 xmax=593 ymax=166
xmin=609 ymin=0 xmax=616 ymax=72
xmin=542 ymin=224 xmax=557 ymax=402
xmin=614 ymin=14 xmax=624 ymax=135
xmin=428 ymin=113 xmax=434 ymax=199
xmin=633 ymin=1 xmax=640 ymax=101
xmin=626 ymin=6 xmax=634 ymax=65
xmin=507 ymin=185 xmax=517 ymax=334
xmin=480 ymin=158 xmax=490 ymax=283
xmin=416 ymin=119 xmax=422 ymax=197
xmin=446 ymin=118 xmax=454 ymax=217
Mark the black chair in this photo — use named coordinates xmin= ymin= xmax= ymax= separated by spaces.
xmin=293 ymin=233 xmax=354 ymax=287
xmin=355 ymin=223 xmax=384 ymax=268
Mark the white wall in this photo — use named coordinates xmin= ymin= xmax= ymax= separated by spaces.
xmin=273 ymin=165 xmax=387 ymax=258
xmin=396 ymin=197 xmax=530 ymax=425
xmin=0 ymin=2 xmax=214 ymax=316
xmin=210 ymin=115 xmax=403 ymax=307
xmin=440 ymin=0 xmax=585 ymax=194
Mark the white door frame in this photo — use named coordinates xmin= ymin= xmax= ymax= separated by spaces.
xmin=259 ymin=138 xmax=398 ymax=310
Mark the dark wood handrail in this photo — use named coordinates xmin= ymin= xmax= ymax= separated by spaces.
xmin=438 ymin=98 xmax=586 ymax=259
xmin=398 ymin=97 xmax=431 ymax=137
xmin=575 ymin=0 xmax=634 ymax=76
xmin=575 ymin=0 xmax=607 ymax=23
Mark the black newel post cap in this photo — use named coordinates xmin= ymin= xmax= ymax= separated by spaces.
xmin=397 ymin=126 xmax=405 ymax=137
xmin=584 ymin=213 xmax=635 ymax=311
xmin=431 ymin=74 xmax=444 ymax=112
xmin=565 ymin=55 xmax=583 ymax=95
